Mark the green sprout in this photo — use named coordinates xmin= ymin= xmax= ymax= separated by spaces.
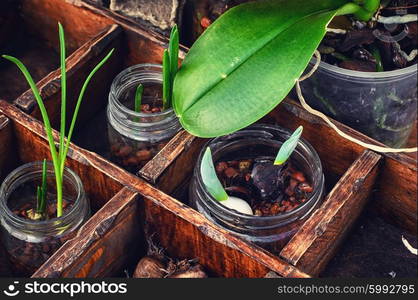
xmin=201 ymin=147 xmax=228 ymax=202
xmin=134 ymin=84 xmax=144 ymax=113
xmin=370 ymin=46 xmax=384 ymax=72
xmin=36 ymin=159 xmax=48 ymax=215
xmin=162 ymin=25 xmax=179 ymax=110
xmin=2 ymin=23 xmax=114 ymax=218
xmin=337 ymin=0 xmax=381 ymax=21
xmin=200 ymin=147 xmax=253 ymax=214
xmin=274 ymin=126 xmax=303 ymax=166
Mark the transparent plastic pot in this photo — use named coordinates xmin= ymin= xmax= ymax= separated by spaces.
xmin=107 ymin=64 xmax=182 ymax=173
xmin=299 ymin=60 xmax=417 ymax=147
xmin=189 ymin=124 xmax=325 ymax=254
xmin=0 ymin=162 xmax=90 ymax=276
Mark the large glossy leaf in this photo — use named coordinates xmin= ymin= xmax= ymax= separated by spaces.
xmin=173 ymin=0 xmax=350 ymax=137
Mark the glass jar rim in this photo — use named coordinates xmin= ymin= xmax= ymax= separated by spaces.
xmin=311 ymin=57 xmax=417 ymax=79
xmin=194 ymin=123 xmax=324 ymax=222
xmin=109 ymin=63 xmax=175 ymax=118
xmin=0 ymin=161 xmax=85 ymax=228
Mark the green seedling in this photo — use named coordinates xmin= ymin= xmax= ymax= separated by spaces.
xmin=36 ymin=159 xmax=48 ymax=215
xmin=172 ymin=0 xmax=381 ymax=137
xmin=162 ymin=25 xmax=179 ymax=110
xmin=370 ymin=46 xmax=384 ymax=72
xmin=274 ymin=126 xmax=303 ymax=165
xmin=200 ymin=147 xmax=253 ymax=215
xmin=2 ymin=23 xmax=114 ymax=218
xmin=134 ymin=84 xmax=144 ymax=113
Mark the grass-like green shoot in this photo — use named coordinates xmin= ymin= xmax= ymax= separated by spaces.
xmin=370 ymin=46 xmax=384 ymax=72
xmin=36 ymin=159 xmax=48 ymax=214
xmin=200 ymin=147 xmax=229 ymax=202
xmin=337 ymin=0 xmax=381 ymax=21
xmin=134 ymin=84 xmax=144 ymax=113
xmin=274 ymin=126 xmax=303 ymax=166
xmin=162 ymin=25 xmax=179 ymax=110
xmin=2 ymin=23 xmax=114 ymax=218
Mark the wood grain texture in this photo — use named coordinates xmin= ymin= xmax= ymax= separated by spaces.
xmin=139 ymin=130 xmax=206 ymax=194
xmin=0 ymin=114 xmax=17 ymax=180
xmin=21 ymin=0 xmax=113 ymax=53
xmin=279 ymin=150 xmax=382 ymax=276
xmin=265 ymin=98 xmax=417 ymax=233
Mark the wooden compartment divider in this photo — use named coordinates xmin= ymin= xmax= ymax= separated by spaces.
xmin=0 ymin=0 xmax=113 ymax=102
xmin=279 ymin=150 xmax=382 ymax=276
xmin=0 ymin=0 xmax=415 ymax=278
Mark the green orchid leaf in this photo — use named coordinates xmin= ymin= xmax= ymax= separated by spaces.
xmin=274 ymin=126 xmax=303 ymax=165
xmin=201 ymin=147 xmax=228 ymax=202
xmin=173 ymin=0 xmax=351 ymax=138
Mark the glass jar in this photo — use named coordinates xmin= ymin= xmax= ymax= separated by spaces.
xmin=189 ymin=124 xmax=325 ymax=254
xmin=0 ymin=162 xmax=90 ymax=276
xmin=107 ymin=64 xmax=182 ymax=173
xmin=300 ymin=60 xmax=417 ymax=147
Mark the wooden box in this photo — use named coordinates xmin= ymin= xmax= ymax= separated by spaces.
xmin=0 ymin=0 xmax=416 ymax=278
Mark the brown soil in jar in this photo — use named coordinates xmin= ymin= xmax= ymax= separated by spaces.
xmin=108 ymin=83 xmax=168 ymax=173
xmin=109 ymin=140 xmax=166 ymax=173
xmin=2 ymin=184 xmax=77 ymax=276
xmin=12 ymin=199 xmax=73 ymax=221
xmin=320 ymin=0 xmax=417 ymax=72
xmin=138 ymin=103 xmax=163 ymax=114
xmin=215 ymin=158 xmax=314 ymax=216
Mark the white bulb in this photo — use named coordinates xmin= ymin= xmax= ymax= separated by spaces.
xmin=221 ymin=196 xmax=253 ymax=215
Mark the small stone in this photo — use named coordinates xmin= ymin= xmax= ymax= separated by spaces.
xmin=291 ymin=171 xmax=306 ymax=182
xmin=126 ymin=156 xmax=139 ymax=166
xmin=245 ymin=173 xmax=251 ymax=182
xmin=141 ymin=104 xmax=150 ymax=112
xmin=136 ymin=149 xmax=152 ymax=161
xmin=298 ymin=182 xmax=313 ymax=193
xmin=200 ymin=17 xmax=211 ymax=29
xmin=215 ymin=162 xmax=228 ymax=174
xmin=239 ymin=160 xmax=252 ymax=172
xmin=224 ymin=167 xmax=239 ymax=178
xmin=118 ymin=146 xmax=133 ymax=157
xmin=285 ymin=179 xmax=299 ymax=196
xmin=111 ymin=144 xmax=120 ymax=153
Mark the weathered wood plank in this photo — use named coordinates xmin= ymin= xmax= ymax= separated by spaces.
xmin=0 ymin=114 xmax=17 ymax=180
xmin=279 ymin=150 xmax=382 ymax=276
xmin=20 ymin=0 xmax=113 ymax=53
xmin=139 ymin=130 xmax=206 ymax=193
